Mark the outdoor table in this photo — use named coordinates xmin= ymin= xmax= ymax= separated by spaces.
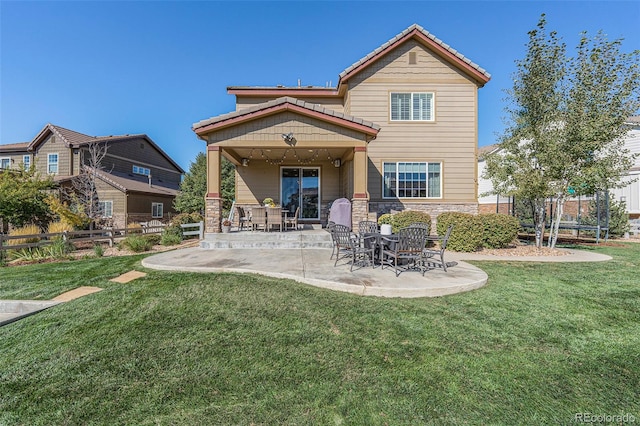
xmin=363 ymin=232 xmax=398 ymax=264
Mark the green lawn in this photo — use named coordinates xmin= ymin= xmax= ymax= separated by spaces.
xmin=0 ymin=244 xmax=639 ymax=424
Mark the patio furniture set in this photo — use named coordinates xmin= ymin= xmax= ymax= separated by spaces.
xmin=329 ymin=221 xmax=454 ymax=277
xmin=236 ymin=206 xmax=300 ymax=232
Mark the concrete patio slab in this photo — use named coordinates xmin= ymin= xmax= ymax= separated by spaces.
xmin=142 ymin=247 xmax=489 ymax=298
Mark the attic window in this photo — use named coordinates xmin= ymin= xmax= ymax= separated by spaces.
xmin=409 ymin=52 xmax=417 ymax=65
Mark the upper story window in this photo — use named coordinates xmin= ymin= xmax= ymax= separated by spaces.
xmin=0 ymin=157 xmax=10 ymax=170
xmin=48 ymin=153 xmax=59 ymax=174
xmin=23 ymin=155 xmax=31 ymax=170
xmin=390 ymin=92 xmax=434 ymax=121
xmin=383 ymin=161 xmax=441 ymax=198
xmin=133 ymin=165 xmax=151 ymax=176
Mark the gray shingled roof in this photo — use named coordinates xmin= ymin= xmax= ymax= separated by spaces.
xmin=0 ymin=142 xmax=30 ymax=152
xmin=193 ymin=96 xmax=381 ymax=132
xmin=57 ymin=167 xmax=179 ymax=196
xmin=338 ymin=23 xmax=491 ymax=83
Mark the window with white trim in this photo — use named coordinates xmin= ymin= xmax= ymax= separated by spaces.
xmin=383 ymin=162 xmax=441 ymax=198
xmin=152 ymin=202 xmax=163 ymax=218
xmin=48 ymin=153 xmax=59 ymax=174
xmin=98 ymin=200 xmax=113 ymax=218
xmin=23 ymin=155 xmax=30 ymax=170
xmin=390 ymin=92 xmax=434 ymax=121
xmin=0 ymin=157 xmax=10 ymax=170
xmin=133 ymin=165 xmax=151 ymax=176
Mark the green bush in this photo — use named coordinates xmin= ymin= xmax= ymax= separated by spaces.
xmin=392 ymin=210 xmax=432 ymax=234
xmin=582 ymin=195 xmax=630 ymax=238
xmin=479 ymin=213 xmax=520 ymax=249
xmin=120 ymin=235 xmax=155 ymax=252
xmin=170 ymin=212 xmax=203 ymax=226
xmin=436 ymin=212 xmax=483 ymax=252
xmin=161 ymin=226 xmax=183 ymax=246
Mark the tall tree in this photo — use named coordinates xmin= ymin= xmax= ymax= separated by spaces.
xmin=174 ymin=152 xmax=207 ymax=214
xmin=174 ymin=153 xmax=235 ymax=215
xmin=484 ymin=14 xmax=640 ymax=248
xmin=484 ymin=15 xmax=566 ymax=248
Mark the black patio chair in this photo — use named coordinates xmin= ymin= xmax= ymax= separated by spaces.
xmin=422 ymin=224 xmax=454 ymax=272
xmin=381 ymin=225 xmax=429 ymax=277
xmin=358 ymin=220 xmax=378 ymax=236
xmin=331 ymin=224 xmax=376 ymax=272
xmin=236 ymin=206 xmax=250 ymax=231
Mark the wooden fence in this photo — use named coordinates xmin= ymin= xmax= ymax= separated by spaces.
xmin=0 ymin=222 xmax=203 ymax=254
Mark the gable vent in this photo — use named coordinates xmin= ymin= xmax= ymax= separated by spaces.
xmin=409 ymin=52 xmax=417 ymax=65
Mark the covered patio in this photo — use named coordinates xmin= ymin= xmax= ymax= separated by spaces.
xmin=192 ymin=97 xmax=380 ymax=234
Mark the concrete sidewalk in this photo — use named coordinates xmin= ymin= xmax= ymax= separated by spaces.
xmin=141 ymin=246 xmax=611 ymax=298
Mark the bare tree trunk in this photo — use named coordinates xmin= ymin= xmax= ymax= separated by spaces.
xmin=533 ymin=199 xmax=546 ymax=248
xmin=548 ymin=196 xmax=565 ymax=249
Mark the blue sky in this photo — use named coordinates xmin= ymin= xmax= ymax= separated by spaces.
xmin=1 ymin=1 xmax=638 ymax=171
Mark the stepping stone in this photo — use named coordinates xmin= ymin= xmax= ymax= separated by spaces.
xmin=109 ymin=270 xmax=147 ymax=283
xmin=53 ymin=286 xmax=103 ymax=302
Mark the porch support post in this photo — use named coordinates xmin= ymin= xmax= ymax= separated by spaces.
xmin=205 ymin=145 xmax=222 ymax=233
xmin=351 ymin=146 xmax=369 ymax=229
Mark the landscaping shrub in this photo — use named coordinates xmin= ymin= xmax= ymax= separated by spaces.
xmin=479 ymin=213 xmax=520 ymax=249
xmin=392 ymin=210 xmax=432 ymax=234
xmin=436 ymin=212 xmax=483 ymax=252
xmin=127 ymin=223 xmax=143 ymax=234
xmin=47 ymin=221 xmax=73 ymax=235
xmin=161 ymin=226 xmax=183 ymax=246
xmin=8 ymin=224 xmax=41 ymax=246
xmin=582 ymin=196 xmax=630 ymax=238
xmin=93 ymin=244 xmax=104 ymax=257
xmin=170 ymin=212 xmax=203 ymax=226
xmin=120 ymin=234 xmax=156 ymax=252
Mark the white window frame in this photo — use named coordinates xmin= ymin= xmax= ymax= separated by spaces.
xmin=48 ymin=153 xmax=59 ymax=174
xmin=0 ymin=157 xmax=10 ymax=170
xmin=390 ymin=92 xmax=434 ymax=121
xmin=98 ymin=200 xmax=113 ymax=218
xmin=133 ymin=165 xmax=151 ymax=176
xmin=382 ymin=161 xmax=442 ymax=199
xmin=152 ymin=202 xmax=163 ymax=218
xmin=23 ymin=155 xmax=31 ymax=170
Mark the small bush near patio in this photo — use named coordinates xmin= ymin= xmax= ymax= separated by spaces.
xmin=436 ymin=212 xmax=483 ymax=252
xmin=392 ymin=210 xmax=432 ymax=234
xmin=479 ymin=213 xmax=520 ymax=249
xmin=161 ymin=225 xmax=183 ymax=246
xmin=119 ymin=234 xmax=158 ymax=252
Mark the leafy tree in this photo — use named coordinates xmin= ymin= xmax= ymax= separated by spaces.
xmin=174 ymin=152 xmax=235 ymax=215
xmin=484 ymin=14 xmax=640 ymax=248
xmin=0 ymin=168 xmax=55 ymax=229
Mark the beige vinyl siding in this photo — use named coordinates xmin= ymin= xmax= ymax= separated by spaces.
xmin=127 ymin=194 xmax=175 ymax=216
xmin=207 ymin=112 xmax=368 ymax=145
xmin=347 ymin=40 xmax=479 ymax=203
xmin=0 ymin=152 xmax=31 ymax=170
xmin=94 ymin=179 xmax=126 ymax=216
xmin=236 ymin=96 xmax=344 ymax=113
xmin=34 ymin=134 xmax=73 ymax=177
xmin=235 ymin=160 xmax=340 ymax=205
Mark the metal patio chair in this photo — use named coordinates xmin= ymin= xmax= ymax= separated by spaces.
xmin=422 ymin=224 xmax=454 ymax=272
xmin=381 ymin=225 xmax=429 ymax=277
xmin=331 ymin=224 xmax=376 ymax=272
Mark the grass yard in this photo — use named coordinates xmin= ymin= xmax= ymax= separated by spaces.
xmin=0 ymin=244 xmax=639 ymax=424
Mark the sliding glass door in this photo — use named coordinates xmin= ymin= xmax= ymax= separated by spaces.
xmin=281 ymin=167 xmax=320 ymax=220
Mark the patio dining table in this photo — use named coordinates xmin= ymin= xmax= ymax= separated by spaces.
xmin=363 ymin=232 xmax=399 ymax=264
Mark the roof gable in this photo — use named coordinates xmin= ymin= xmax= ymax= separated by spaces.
xmin=338 ymin=24 xmax=490 ymax=87
xmin=193 ymin=96 xmax=380 ymax=137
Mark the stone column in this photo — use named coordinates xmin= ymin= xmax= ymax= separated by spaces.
xmin=206 ymin=145 xmax=222 ymax=233
xmin=351 ymin=146 xmax=369 ymax=229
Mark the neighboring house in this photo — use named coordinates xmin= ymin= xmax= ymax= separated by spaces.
xmin=611 ymin=116 xmax=640 ymax=219
xmin=0 ymin=123 xmax=184 ymax=228
xmin=477 ymin=116 xmax=640 ymax=219
xmin=192 ymin=24 xmax=491 ymax=233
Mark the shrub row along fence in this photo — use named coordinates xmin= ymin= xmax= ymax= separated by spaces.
xmin=0 ymin=222 xmax=203 ymax=253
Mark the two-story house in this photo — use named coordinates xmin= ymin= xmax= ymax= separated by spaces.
xmin=0 ymin=123 xmax=184 ymax=228
xmin=192 ymin=24 xmax=490 ymax=233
